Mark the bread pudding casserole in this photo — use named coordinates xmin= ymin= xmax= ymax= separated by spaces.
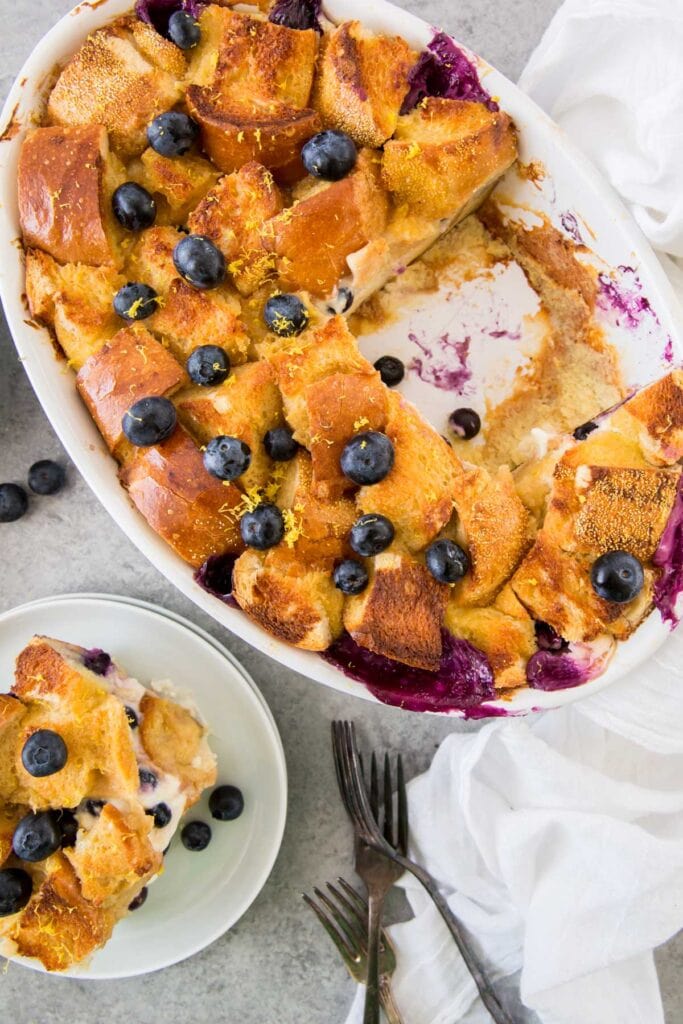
xmin=16 ymin=0 xmax=683 ymax=712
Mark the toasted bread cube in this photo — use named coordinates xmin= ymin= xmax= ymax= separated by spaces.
xmin=275 ymin=451 xmax=357 ymax=565
xmin=611 ymin=370 xmax=683 ymax=466
xmin=148 ymin=278 xmax=251 ymax=365
xmin=313 ymin=21 xmax=416 ymax=147
xmin=137 ymin=147 xmax=219 ymax=223
xmin=25 ymin=249 xmax=124 ymax=369
xmin=306 ymin=371 xmax=388 ymax=499
xmin=129 ymin=17 xmax=187 ymax=77
xmin=382 ymin=99 xmax=517 ymax=221
xmin=266 ymin=316 xmax=374 ymax=443
xmin=232 ymin=546 xmax=344 ymax=650
xmin=357 ymin=392 xmax=462 ymax=553
xmin=125 ymin=225 xmax=182 ymax=294
xmin=175 ymin=361 xmax=283 ymax=490
xmin=47 ymin=21 xmax=182 ymax=158
xmin=451 ymin=465 xmax=532 ymax=606
xmin=138 ymin=692 xmax=216 ymax=807
xmin=76 ymin=325 xmax=187 ymax=458
xmin=344 ymin=551 xmax=448 ymax=671
xmin=264 ymin=150 xmax=389 ymax=297
xmin=446 ymin=587 xmax=535 ymax=691
xmin=119 ymin=426 xmax=244 ymax=567
xmin=19 ymin=125 xmax=123 ymax=267
xmin=188 ymin=163 xmax=284 ymax=294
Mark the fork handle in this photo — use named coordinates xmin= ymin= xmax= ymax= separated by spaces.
xmin=363 ymin=892 xmax=382 ymax=1024
xmin=379 ymin=976 xmax=406 ymax=1024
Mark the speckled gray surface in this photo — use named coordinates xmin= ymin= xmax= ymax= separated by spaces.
xmin=0 ymin=1 xmax=681 ymax=1021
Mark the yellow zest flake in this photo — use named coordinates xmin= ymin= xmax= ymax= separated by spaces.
xmin=237 ymin=130 xmax=245 ymax=144
xmin=526 ymin=577 xmax=538 ymax=587
xmin=282 ymin=506 xmax=303 ymax=548
xmin=135 ymin=344 xmax=149 ymax=364
xmin=406 ymin=141 xmax=421 ymax=159
xmin=353 ymin=416 xmax=370 ymax=432
xmin=254 ymin=128 xmax=263 ymax=150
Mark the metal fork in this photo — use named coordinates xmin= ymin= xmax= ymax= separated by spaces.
xmin=303 ymin=878 xmax=405 ymax=1024
xmin=332 ymin=721 xmax=517 ymax=1024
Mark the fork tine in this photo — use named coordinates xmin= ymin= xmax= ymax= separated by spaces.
xmin=302 ymin=891 xmax=358 ymax=963
xmin=370 ymin=752 xmax=379 ymax=821
xmin=383 ymin=752 xmax=394 ymax=847
xmin=337 ymin=876 xmax=369 ymax=918
xmin=396 ymin=754 xmax=409 ymax=857
xmin=313 ymin=886 xmax=363 ymax=957
xmin=343 ymin=722 xmax=384 ymax=847
xmin=326 ymin=881 xmax=367 ymax=941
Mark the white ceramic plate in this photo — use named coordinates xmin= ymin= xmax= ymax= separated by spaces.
xmin=0 ymin=593 xmax=287 ymax=979
xmin=0 ymin=0 xmax=681 ymax=717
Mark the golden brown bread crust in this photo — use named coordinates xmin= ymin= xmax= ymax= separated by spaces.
xmin=139 ymin=693 xmax=215 ymax=807
xmin=19 ymin=126 xmax=119 ymax=267
xmin=612 ymin=369 xmax=683 ymax=466
xmin=446 ymin=587 xmax=536 ymax=691
xmin=275 ymin=451 xmax=357 ymax=566
xmin=148 ymin=277 xmax=251 ymax=365
xmin=137 ymin=146 xmax=219 ymax=223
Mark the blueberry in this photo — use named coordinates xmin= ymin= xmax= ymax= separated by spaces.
xmin=534 ymin=621 xmax=569 ymax=653
xmin=12 ymin=811 xmax=62 ymax=863
xmin=425 ymin=539 xmax=469 ymax=584
xmin=147 ymin=803 xmax=173 ymax=828
xmin=128 ymin=886 xmax=148 ymax=911
xmin=167 ymin=10 xmax=201 ymax=48
xmin=263 ymin=427 xmax=299 ymax=461
xmin=302 ymin=130 xmax=357 ymax=181
xmin=85 ymin=799 xmax=105 ymax=817
xmin=333 ymin=559 xmax=368 ymax=595
xmin=374 ymin=355 xmax=404 ymax=388
xmin=27 ymin=459 xmax=65 ymax=496
xmin=173 ymin=234 xmax=226 ymax=290
xmin=327 ymin=286 xmax=354 ymax=315
xmin=122 ymin=396 xmax=177 ymax=447
xmin=264 ymin=294 xmax=309 ymax=337
xmin=0 ymin=483 xmax=28 ymax=523
xmin=573 ymin=420 xmax=598 ymax=441
xmin=186 ymin=345 xmax=230 ymax=387
xmin=139 ymin=767 xmax=158 ymax=791
xmin=113 ymin=282 xmax=159 ymax=321
xmin=0 ymin=869 xmax=32 ymax=917
xmin=350 ymin=514 xmax=394 ymax=557
xmin=147 ymin=111 xmax=199 ymax=157
xmin=21 ymin=730 xmax=67 ymax=778
xmin=340 ymin=432 xmax=394 ymax=486
xmin=180 ymin=820 xmax=212 ymax=851
xmin=209 ymin=785 xmax=244 ymax=821
xmin=83 ymin=647 xmax=111 ymax=675
xmin=125 ymin=705 xmax=139 ymax=728
xmin=449 ymin=408 xmax=481 ymax=441
xmin=58 ymin=810 xmax=79 ymax=849
xmin=112 ymin=182 xmax=157 ymax=232
xmin=203 ymin=436 xmax=251 ymax=481
xmin=590 ymin=550 xmax=644 ymax=603
xmin=240 ymin=503 xmax=285 ymax=550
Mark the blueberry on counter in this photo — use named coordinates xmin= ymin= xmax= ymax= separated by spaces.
xmin=167 ymin=10 xmax=200 ymax=48
xmin=122 ymin=396 xmax=177 ymax=447
xmin=449 ymin=408 xmax=481 ymax=441
xmin=113 ymin=282 xmax=159 ymax=321
xmin=173 ymin=234 xmax=226 ymax=290
xmin=186 ymin=345 xmax=230 ymax=386
xmin=12 ymin=811 xmax=62 ymax=863
xmin=128 ymin=886 xmax=148 ymax=911
xmin=209 ymin=785 xmax=244 ymax=822
xmin=28 ymin=460 xmax=65 ymax=496
xmin=302 ymin=130 xmax=357 ymax=181
xmin=147 ymin=111 xmax=199 ymax=157
xmin=333 ymin=559 xmax=369 ymax=595
xmin=181 ymin=820 xmax=212 ymax=851
xmin=573 ymin=420 xmax=598 ymax=441
xmin=147 ymin=803 xmax=173 ymax=828
xmin=340 ymin=431 xmax=394 ymax=486
xmin=425 ymin=539 xmax=469 ymax=584
xmin=590 ymin=550 xmax=644 ymax=603
xmin=203 ymin=436 xmax=251 ymax=481
xmin=0 ymin=483 xmax=28 ymax=523
xmin=240 ymin=504 xmax=285 ymax=550
xmin=112 ymin=182 xmax=157 ymax=231
xmin=350 ymin=514 xmax=394 ymax=557
xmin=263 ymin=427 xmax=299 ymax=462
xmin=263 ymin=293 xmax=309 ymax=337
xmin=374 ymin=355 xmax=404 ymax=388
xmin=22 ymin=729 xmax=68 ymax=778
xmin=0 ymin=869 xmax=32 ymax=917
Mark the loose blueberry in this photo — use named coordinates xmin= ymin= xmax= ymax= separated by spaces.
xmin=264 ymin=293 xmax=309 ymax=337
xmin=209 ymin=784 xmax=244 ymax=821
xmin=181 ymin=820 xmax=212 ymax=851
xmin=449 ymin=408 xmax=481 ymax=441
xmin=85 ymin=799 xmax=105 ymax=817
xmin=340 ymin=432 xmax=394 ymax=486
xmin=186 ymin=345 xmax=230 ymax=387
xmin=83 ymin=648 xmax=111 ymax=675
xmin=350 ymin=514 xmax=394 ymax=557
xmin=590 ymin=550 xmax=644 ymax=603
xmin=58 ymin=810 xmax=79 ymax=849
xmin=0 ymin=869 xmax=32 ymax=917
xmin=173 ymin=234 xmax=226 ymax=290
xmin=167 ymin=10 xmax=201 ymax=48
xmin=147 ymin=803 xmax=173 ymax=828
xmin=21 ymin=730 xmax=68 ymax=778
xmin=112 ymin=182 xmax=157 ymax=232
xmin=302 ymin=130 xmax=357 ymax=181
xmin=139 ymin=767 xmax=158 ymax=791
xmin=12 ymin=811 xmax=62 ymax=863
xmin=147 ymin=111 xmax=199 ymax=157
xmin=114 ymin=282 xmax=159 ymax=321
xmin=573 ymin=420 xmax=598 ymax=441
xmin=374 ymin=355 xmax=404 ymax=388
xmin=125 ymin=705 xmax=139 ymax=728
xmin=263 ymin=427 xmax=299 ymax=461
xmin=0 ymin=483 xmax=28 ymax=523
xmin=128 ymin=886 xmax=148 ymax=911
xmin=27 ymin=460 xmax=65 ymax=496
xmin=122 ymin=396 xmax=177 ymax=447
xmin=203 ymin=436 xmax=251 ymax=481
xmin=240 ymin=504 xmax=285 ymax=550
xmin=425 ymin=539 xmax=469 ymax=584
xmin=333 ymin=559 xmax=369 ymax=595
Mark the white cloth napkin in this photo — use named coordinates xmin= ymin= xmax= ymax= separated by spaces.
xmin=345 ymin=1 xmax=683 ymax=1021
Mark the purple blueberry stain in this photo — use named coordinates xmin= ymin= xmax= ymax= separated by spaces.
xmin=83 ymin=648 xmax=112 ymax=676
xmin=408 ymin=331 xmax=473 ymax=393
xmin=663 ymin=337 xmax=675 ymax=365
xmin=269 ymin=0 xmax=323 ymax=32
xmin=402 ymin=31 xmax=498 ymax=114
xmin=653 ymin=472 xmax=683 ymax=627
xmin=526 ymin=639 xmax=610 ymax=691
xmin=194 ymin=554 xmax=238 ymax=607
xmin=596 ymin=265 xmax=661 ymax=332
xmin=559 ymin=211 xmax=584 ymax=246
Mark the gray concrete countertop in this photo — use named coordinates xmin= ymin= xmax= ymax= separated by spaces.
xmin=1 ymin=1 xmax=681 ymax=1021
